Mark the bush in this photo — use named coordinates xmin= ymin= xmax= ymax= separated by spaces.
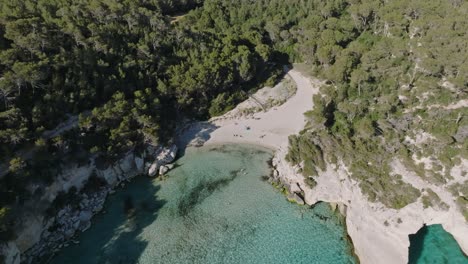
xmin=304 ymin=177 xmax=317 ymax=189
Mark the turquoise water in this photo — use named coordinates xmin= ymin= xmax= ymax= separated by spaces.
xmin=52 ymin=144 xmax=356 ymax=264
xmin=409 ymin=224 xmax=468 ymax=264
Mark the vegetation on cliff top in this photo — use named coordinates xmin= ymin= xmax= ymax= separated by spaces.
xmin=0 ymin=0 xmax=285 ymax=242
xmin=1 ymin=0 xmax=467 ymax=246
xmin=281 ymin=0 xmax=468 ymax=210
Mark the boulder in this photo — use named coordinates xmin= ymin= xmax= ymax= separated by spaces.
xmin=78 ymin=211 xmax=92 ymax=223
xmin=273 ymin=169 xmax=279 ymax=178
xmin=156 ymin=145 xmax=178 ymax=164
xmin=148 ymin=163 xmax=159 ymax=177
xmin=159 ymin=165 xmax=169 ymax=175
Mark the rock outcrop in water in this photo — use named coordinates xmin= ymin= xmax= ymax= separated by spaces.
xmin=148 ymin=145 xmax=177 ymax=177
xmin=0 ymin=144 xmax=177 ymax=264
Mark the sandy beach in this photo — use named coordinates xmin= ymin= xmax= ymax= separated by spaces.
xmin=178 ymin=69 xmax=320 ymax=150
xmin=178 ymin=68 xmax=468 ymax=264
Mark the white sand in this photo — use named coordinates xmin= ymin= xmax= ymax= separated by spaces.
xmin=179 ymin=69 xmax=321 ymax=150
xmin=178 ymin=68 xmax=468 ymax=264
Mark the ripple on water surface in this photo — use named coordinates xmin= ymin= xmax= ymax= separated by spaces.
xmin=52 ymin=144 xmax=356 ymax=264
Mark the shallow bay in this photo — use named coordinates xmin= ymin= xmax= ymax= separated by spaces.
xmin=52 ymin=144 xmax=356 ymax=264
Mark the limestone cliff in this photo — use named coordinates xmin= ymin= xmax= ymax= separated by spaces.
xmin=272 ymin=149 xmax=468 ymax=264
xmin=1 ymin=145 xmax=177 ymax=264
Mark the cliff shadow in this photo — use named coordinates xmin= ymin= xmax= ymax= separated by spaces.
xmin=408 ymin=224 xmax=428 ymax=264
xmin=50 ymin=177 xmax=166 ymax=264
xmin=408 ymin=224 xmax=468 ymax=263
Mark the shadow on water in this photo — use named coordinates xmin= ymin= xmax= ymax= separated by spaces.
xmin=408 ymin=224 xmax=468 ymax=264
xmin=177 ymin=169 xmax=240 ymax=217
xmin=408 ymin=224 xmax=428 ymax=264
xmin=51 ymin=178 xmax=166 ymax=264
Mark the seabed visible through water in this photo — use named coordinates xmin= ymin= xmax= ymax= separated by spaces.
xmin=51 ymin=144 xmax=466 ymax=264
xmin=52 ymin=144 xmax=356 ymax=264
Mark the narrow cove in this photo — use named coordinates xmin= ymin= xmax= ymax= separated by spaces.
xmin=51 ymin=144 xmax=357 ymax=263
xmin=409 ymin=224 xmax=468 ymax=264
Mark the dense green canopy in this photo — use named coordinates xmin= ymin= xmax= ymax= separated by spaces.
xmin=1 ymin=0 xmax=467 ymax=247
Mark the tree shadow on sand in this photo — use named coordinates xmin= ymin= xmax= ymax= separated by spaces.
xmin=51 ymin=178 xmax=166 ymax=264
xmin=174 ymin=63 xmax=293 ymax=158
xmin=175 ymin=122 xmax=219 ymax=156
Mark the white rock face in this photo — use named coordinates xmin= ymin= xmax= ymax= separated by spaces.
xmin=135 ymin=156 xmax=144 ymax=172
xmin=96 ymin=152 xmax=146 ymax=184
xmin=148 ymin=163 xmax=159 ymax=177
xmin=118 ymin=153 xmax=136 ymax=177
xmin=4 ymin=144 xmax=178 ymax=263
xmin=43 ymin=164 xmax=94 ymax=203
xmin=14 ymin=215 xmax=44 ymax=252
xmin=0 ymin=242 xmax=20 ymax=264
xmin=96 ymin=166 xmax=118 ymax=187
xmin=273 ymin=149 xmax=468 ymax=264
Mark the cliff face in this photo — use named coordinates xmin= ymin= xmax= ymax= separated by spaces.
xmin=1 ymin=145 xmax=177 ymax=264
xmin=272 ymin=149 xmax=468 ymax=264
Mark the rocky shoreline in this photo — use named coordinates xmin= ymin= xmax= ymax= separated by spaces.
xmin=22 ymin=188 xmax=109 ymax=263
xmin=173 ymin=68 xmax=468 ymax=263
xmin=267 ymin=157 xmax=359 ymax=262
xmin=1 ymin=144 xmax=177 ymax=264
xmin=270 ymin=146 xmax=468 ymax=264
